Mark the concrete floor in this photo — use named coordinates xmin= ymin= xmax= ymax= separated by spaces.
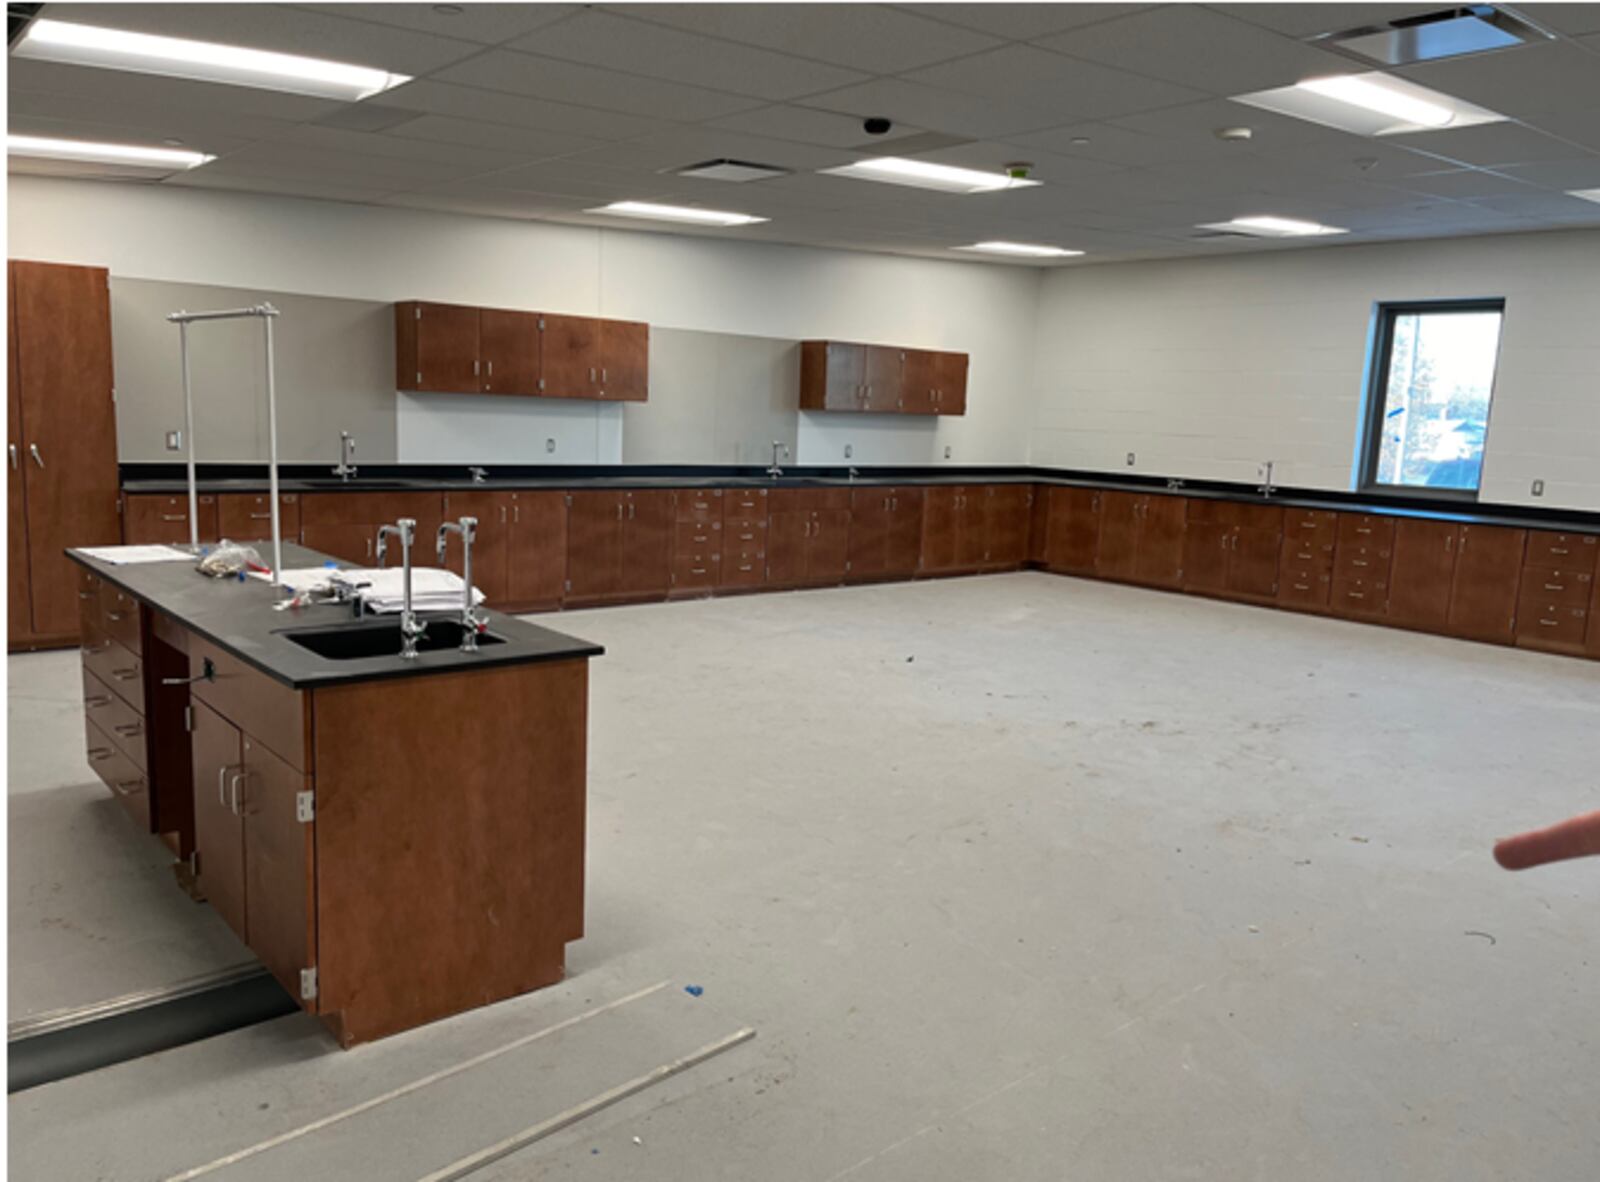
xmin=10 ymin=572 xmax=1600 ymax=1179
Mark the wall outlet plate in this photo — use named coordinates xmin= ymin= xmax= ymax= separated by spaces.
xmin=546 ymin=438 xmax=556 ymax=453
xmin=944 ymin=445 xmax=953 ymax=459
xmin=1531 ymin=479 xmax=1544 ymax=497
xmin=165 ymin=430 xmax=183 ymax=451
xmin=1126 ymin=452 xmax=1136 ymax=467
xmin=844 ymin=444 xmax=853 ymax=459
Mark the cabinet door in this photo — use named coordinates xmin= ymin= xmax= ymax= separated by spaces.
xmin=807 ymin=510 xmax=852 ymax=584
xmin=1134 ymin=496 xmax=1186 ymax=587
xmin=240 ymin=734 xmax=316 ymax=1006
xmin=935 ymin=352 xmax=968 ymax=415
xmin=618 ymin=492 xmax=672 ymax=596
xmin=847 ymin=489 xmax=890 ymax=578
xmin=919 ymin=487 xmax=960 ymax=573
xmin=766 ymin=510 xmax=811 ymax=584
xmin=952 ymin=488 xmax=987 ymax=569
xmin=218 ymin=493 xmax=300 ymax=542
xmin=479 ymin=309 xmax=540 ymax=396
xmin=12 ymin=262 xmax=122 ymax=638
xmin=541 ymin=314 xmax=601 ymax=399
xmin=599 ymin=320 xmax=649 ymax=401
xmin=1589 ymin=578 xmax=1600 ymax=659
xmin=1182 ymin=521 xmax=1232 ymax=593
xmin=301 ymin=523 xmax=376 ymax=565
xmin=8 ymin=301 xmax=32 ymax=644
xmin=564 ymin=492 xmax=622 ymax=599
xmin=1046 ymin=488 xmax=1101 ymax=575
xmin=410 ymin=302 xmax=481 ymax=394
xmin=507 ymin=492 xmax=568 ymax=608
xmin=1447 ymin=525 xmax=1524 ymax=645
xmin=1229 ymin=526 xmax=1283 ymax=598
xmin=124 ymin=494 xmax=220 ymax=545
xmin=884 ymin=488 xmax=925 ymax=577
xmin=983 ymin=486 xmax=1031 ymax=566
xmin=1095 ymin=492 xmax=1141 ymax=580
xmin=192 ymin=701 xmax=247 ymax=943
xmin=441 ymin=491 xmax=510 ymax=604
xmin=863 ymin=346 xmax=903 ymax=413
xmin=900 ymin=351 xmax=938 ymax=415
xmin=1387 ymin=519 xmax=1460 ymax=631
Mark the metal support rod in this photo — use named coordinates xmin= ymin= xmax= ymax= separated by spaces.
xmin=166 ymin=305 xmax=278 ymax=324
xmin=178 ymin=320 xmax=198 ymax=548
xmin=262 ymin=308 xmax=283 ymax=586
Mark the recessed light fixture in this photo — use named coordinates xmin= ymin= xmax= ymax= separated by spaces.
xmin=7 ymin=134 xmax=214 ymax=170
xmin=956 ymin=241 xmax=1083 ymax=259
xmin=588 ymin=201 xmax=769 ymax=227
xmin=1233 ymin=71 xmax=1503 ymax=136
xmin=821 ymin=157 xmax=1041 ymax=194
xmin=673 ymin=159 xmax=790 ymax=183
xmin=1197 ymin=215 xmax=1348 ymax=238
xmin=1568 ymin=188 xmax=1600 ymax=206
xmin=13 ymin=19 xmax=413 ymax=101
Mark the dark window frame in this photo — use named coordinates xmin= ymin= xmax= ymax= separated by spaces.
xmin=1358 ymin=297 xmax=1506 ymax=503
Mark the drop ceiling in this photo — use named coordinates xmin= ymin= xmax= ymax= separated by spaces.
xmin=9 ymin=2 xmax=1600 ymax=264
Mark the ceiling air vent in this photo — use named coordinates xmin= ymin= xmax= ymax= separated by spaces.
xmin=673 ymin=159 xmax=789 ymax=183
xmin=1319 ymin=6 xmax=1551 ymax=66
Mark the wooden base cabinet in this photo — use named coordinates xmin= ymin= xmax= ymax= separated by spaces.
xmin=767 ymin=489 xmax=851 ymax=587
xmin=1330 ymin=513 xmax=1394 ymax=619
xmin=1386 ymin=519 xmax=1461 ymax=632
xmin=848 ymin=486 xmax=924 ymax=581
xmin=1095 ymin=493 xmax=1186 ymax=587
xmin=920 ymin=486 xmax=990 ymax=574
xmin=1278 ymin=509 xmax=1338 ymax=612
xmin=720 ymin=488 xmax=769 ymax=590
xmin=299 ymin=492 xmax=443 ymax=566
xmin=1181 ymin=502 xmax=1283 ymax=601
xmin=1044 ymin=488 xmax=1102 ymax=575
xmin=506 ymin=492 xmax=568 ymax=610
xmin=1517 ymin=529 xmax=1598 ymax=656
xmin=1446 ymin=525 xmax=1524 ymax=645
xmin=124 ymin=494 xmax=220 ymax=546
xmin=218 ymin=493 xmax=301 ymax=543
xmin=8 ymin=261 xmax=122 ymax=650
xmin=563 ymin=490 xmax=671 ymax=606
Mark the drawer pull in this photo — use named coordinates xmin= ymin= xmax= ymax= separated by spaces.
xmin=113 ymin=778 xmax=142 ymax=796
xmin=691 ymin=568 xmax=707 ymax=575
xmin=111 ymin=667 xmax=139 ymax=681
xmin=160 ymin=514 xmax=188 ymax=522
xmin=1293 ymin=583 xmax=1310 ymax=591
xmin=1539 ymin=619 xmax=1559 ymax=627
xmin=84 ymin=694 xmax=112 ymax=707
xmin=113 ymin=723 xmax=143 ymax=738
xmin=1352 ymin=559 xmax=1368 ymax=567
xmin=249 ymin=512 xmax=273 ymax=520
xmin=1550 ymin=547 xmax=1569 ymax=555
xmin=1544 ymin=583 xmax=1565 ymax=591
xmin=87 ymin=746 xmax=113 ymax=760
xmin=79 ymin=591 xmax=94 ymax=600
xmin=105 ymin=611 xmax=123 ymax=622
xmin=739 ymin=564 xmax=753 ymax=572
xmin=1348 ymin=592 xmax=1365 ymax=600
xmin=1356 ymin=527 xmax=1372 ymax=534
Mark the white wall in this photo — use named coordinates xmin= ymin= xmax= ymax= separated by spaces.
xmin=1030 ymin=229 xmax=1600 ymax=512
xmin=7 ymin=176 xmax=1042 ymax=468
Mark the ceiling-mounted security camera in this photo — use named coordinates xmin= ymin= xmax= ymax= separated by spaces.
xmin=862 ymin=116 xmax=893 ymax=136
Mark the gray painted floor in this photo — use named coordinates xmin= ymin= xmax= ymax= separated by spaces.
xmin=10 ymin=573 xmax=1600 ymax=1179
xmin=8 ymin=649 xmax=250 ymax=1023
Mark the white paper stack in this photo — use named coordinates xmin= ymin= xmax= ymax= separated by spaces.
xmin=332 ymin=567 xmax=485 ymax=614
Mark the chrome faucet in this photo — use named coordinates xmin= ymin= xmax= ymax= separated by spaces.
xmin=374 ymin=517 xmax=425 ymax=660
xmin=436 ymin=516 xmax=486 ymax=652
xmin=767 ymin=441 xmax=788 ymax=481
xmin=848 ymin=466 xmax=860 ymax=483
xmin=1258 ymin=460 xmax=1276 ymax=499
xmin=333 ymin=431 xmax=357 ymax=481
xmin=468 ymin=466 xmax=488 ymax=485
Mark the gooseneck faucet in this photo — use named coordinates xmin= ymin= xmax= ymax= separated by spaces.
xmin=436 ymin=516 xmax=487 ymax=652
xmin=374 ymin=517 xmax=425 ymax=660
xmin=334 ymin=430 xmax=357 ymax=481
xmin=767 ymin=440 xmax=788 ymax=481
xmin=1258 ymin=460 xmax=1276 ymax=499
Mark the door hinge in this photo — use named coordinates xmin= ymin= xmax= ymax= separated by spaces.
xmin=564 ymin=494 xmax=572 ymax=506
xmin=538 ymin=379 xmax=546 ymax=391
xmin=538 ymin=317 xmax=546 ymax=330
xmin=845 ymin=561 xmax=851 ymax=572
xmin=296 ymin=790 xmax=315 ymax=823
xmin=416 ymin=371 xmax=422 ymax=385
xmin=415 ymin=306 xmax=421 ymax=320
xmin=300 ymin=967 xmax=318 ymax=1001
xmin=564 ymin=578 xmax=572 ymax=591
xmin=184 ymin=705 xmax=194 ymax=732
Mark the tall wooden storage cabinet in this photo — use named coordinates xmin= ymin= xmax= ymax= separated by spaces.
xmin=8 ymin=261 xmax=122 ymax=650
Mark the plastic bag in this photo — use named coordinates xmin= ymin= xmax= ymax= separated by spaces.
xmin=196 ymin=540 xmax=264 ymax=579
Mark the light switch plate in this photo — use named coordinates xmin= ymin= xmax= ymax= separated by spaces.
xmin=944 ymin=445 xmax=953 ymax=459
xmin=1126 ymin=452 xmax=1136 ymax=467
xmin=844 ymin=444 xmax=853 ymax=459
xmin=1531 ymin=479 xmax=1544 ymax=496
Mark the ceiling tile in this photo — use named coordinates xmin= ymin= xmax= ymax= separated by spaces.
xmin=293 ymin=3 xmax=582 ymax=45
xmin=432 ymin=49 xmax=765 ymax=122
xmin=903 ymin=44 xmax=1211 ymax=122
xmin=899 ymin=4 xmax=1160 ymax=41
xmin=40 ymin=3 xmax=483 ymax=75
xmin=272 ymin=124 xmax=524 ymax=169
xmin=1010 ymin=119 xmax=1230 ymax=167
xmin=1519 ymin=104 xmax=1600 ymax=152
xmin=605 ymin=3 xmax=1003 ymax=73
xmin=1397 ymin=42 xmax=1600 ymax=118
xmin=1496 ymin=157 xmax=1600 ymax=190
xmin=382 ymin=114 xmax=607 ymax=158
xmin=563 ymin=128 xmax=855 ymax=175
xmin=379 ymin=79 xmax=677 ymax=141
xmin=1392 ymin=120 xmax=1599 ymax=168
xmin=1515 ymin=4 xmax=1600 ymax=37
xmin=7 ymin=58 xmax=341 ymax=123
xmin=702 ymin=104 xmax=933 ymax=150
xmin=797 ymin=77 xmax=1064 ymax=139
xmin=5 ymin=111 xmax=266 ymax=158
xmin=1036 ymin=7 xmax=1352 ymax=96
xmin=380 ymin=189 xmax=597 ymax=220
xmin=201 ymin=140 xmax=488 ymax=186
xmin=899 ymin=140 xmax=1127 ymax=184
xmin=1213 ymin=4 xmax=1449 ymax=39
xmin=507 ymin=10 xmax=869 ymax=101
xmin=1396 ymin=169 xmax=1543 ymax=199
xmin=166 ymin=171 xmax=402 ymax=203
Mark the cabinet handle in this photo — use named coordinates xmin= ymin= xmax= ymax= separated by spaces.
xmin=1550 ymin=547 xmax=1569 ymax=556
xmin=1293 ymin=583 xmax=1310 ymax=591
xmin=602 ymin=368 xmax=607 ymax=382
xmin=217 ymin=764 xmax=230 ymax=807
xmin=1539 ymin=618 xmax=1559 ymax=627
xmin=629 ymin=503 xmax=635 ymax=520
xmin=1356 ymin=527 xmax=1372 ymax=535
xmin=111 ymin=667 xmax=139 ymax=681
xmin=739 ymin=563 xmax=753 ymax=572
xmin=500 ymin=505 xmax=508 ymax=524
xmin=366 ymin=537 xmax=374 ymax=559
xmin=473 ymin=360 xmax=481 ymax=376
xmin=513 ymin=503 xmax=519 ymax=524
xmin=1445 ymin=534 xmax=1454 ymax=551
xmin=249 ymin=512 xmax=272 ymax=520
xmin=589 ymin=367 xmax=596 ymax=383
xmin=87 ymin=746 xmax=113 ymax=760
xmin=486 ymin=360 xmax=493 ymax=377
xmin=616 ymin=503 xmax=623 ymax=520
xmin=1544 ymin=583 xmax=1564 ymax=591
xmin=231 ymin=771 xmax=247 ymax=816
xmin=1353 ymin=559 xmax=1369 ymax=567
xmin=161 ymin=514 xmax=188 ymax=522
xmin=7 ymin=443 xmax=16 ymax=470
xmin=691 ymin=567 xmax=707 ymax=575
xmin=29 ymin=443 xmax=44 ymax=468
xmin=113 ymin=722 xmax=142 ymax=738
xmin=1348 ymin=591 xmax=1365 ymax=600
xmin=113 ymin=778 xmax=142 ymax=797
xmin=84 ymin=694 xmax=111 ymax=707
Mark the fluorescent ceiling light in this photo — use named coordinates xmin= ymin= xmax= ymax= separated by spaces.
xmin=1568 ymin=188 xmax=1600 ymax=206
xmin=1297 ymin=75 xmax=1454 ymax=128
xmin=1232 ymin=71 xmax=1503 ymax=136
xmin=589 ymin=201 xmax=768 ymax=227
xmin=957 ymin=241 xmax=1083 ymax=258
xmin=14 ymin=19 xmax=411 ymax=101
xmin=7 ymin=134 xmax=213 ymax=170
xmin=822 ymin=157 xmax=1041 ymax=194
xmin=1198 ymin=216 xmax=1348 ymax=238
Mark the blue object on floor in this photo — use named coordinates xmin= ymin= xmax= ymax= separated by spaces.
xmin=684 ymin=984 xmax=704 ymax=997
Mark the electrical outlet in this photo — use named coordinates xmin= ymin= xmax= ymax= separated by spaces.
xmin=1126 ymin=452 xmax=1136 ymax=467
xmin=1531 ymin=479 xmax=1544 ymax=497
xmin=944 ymin=445 xmax=953 ymax=460
xmin=546 ymin=438 xmax=556 ymax=454
xmin=844 ymin=444 xmax=853 ymax=459
xmin=165 ymin=430 xmax=183 ymax=451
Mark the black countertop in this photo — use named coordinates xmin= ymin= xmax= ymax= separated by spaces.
xmin=120 ymin=463 xmax=1600 ymax=537
xmin=68 ymin=542 xmax=604 ymax=691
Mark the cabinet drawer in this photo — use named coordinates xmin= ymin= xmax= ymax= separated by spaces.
xmin=98 ymin=582 xmax=143 ymax=657
xmin=721 ymin=548 xmax=766 ymax=586
xmin=82 ymin=667 xmax=146 ymax=771
xmin=188 ymin=634 xmax=310 ymax=773
xmin=1338 ymin=514 xmax=1395 ymax=548
xmin=84 ymin=718 xmax=150 ymax=828
xmin=1283 ymin=541 xmax=1335 ymax=568
xmin=300 ymin=491 xmax=443 ymax=527
xmin=1330 ymin=572 xmax=1388 ymax=616
xmin=673 ymin=489 xmax=723 ymax=523
xmin=770 ymin=487 xmax=852 ymax=513
xmin=81 ymin=630 xmax=145 ymax=713
xmin=723 ymin=519 xmax=768 ymax=546
xmin=1334 ymin=543 xmax=1391 ymax=576
xmin=1285 ymin=508 xmax=1339 ymax=545
xmin=721 ymin=489 xmax=769 ymax=519
xmin=673 ymin=520 xmax=721 ymax=552
xmin=78 ymin=570 xmax=103 ymax=634
xmin=1279 ymin=568 xmax=1331 ymax=610
xmin=672 ymin=550 xmax=720 ymax=590
xmin=1520 ymin=567 xmax=1593 ymax=607
xmin=1525 ymin=531 xmax=1597 ymax=573
xmin=1516 ymin=599 xmax=1589 ymax=648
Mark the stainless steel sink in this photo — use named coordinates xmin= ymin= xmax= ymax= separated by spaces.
xmin=278 ymin=619 xmax=505 ymax=660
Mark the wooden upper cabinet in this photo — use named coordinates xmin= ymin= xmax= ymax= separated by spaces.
xmin=599 ymin=320 xmax=649 ymax=401
xmin=479 ymin=309 xmax=541 ymax=396
xmin=395 ymin=302 xmax=480 ymax=394
xmin=800 ymin=341 xmax=967 ymax=415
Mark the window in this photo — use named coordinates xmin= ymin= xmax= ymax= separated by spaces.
xmin=1360 ymin=299 xmax=1504 ymax=496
